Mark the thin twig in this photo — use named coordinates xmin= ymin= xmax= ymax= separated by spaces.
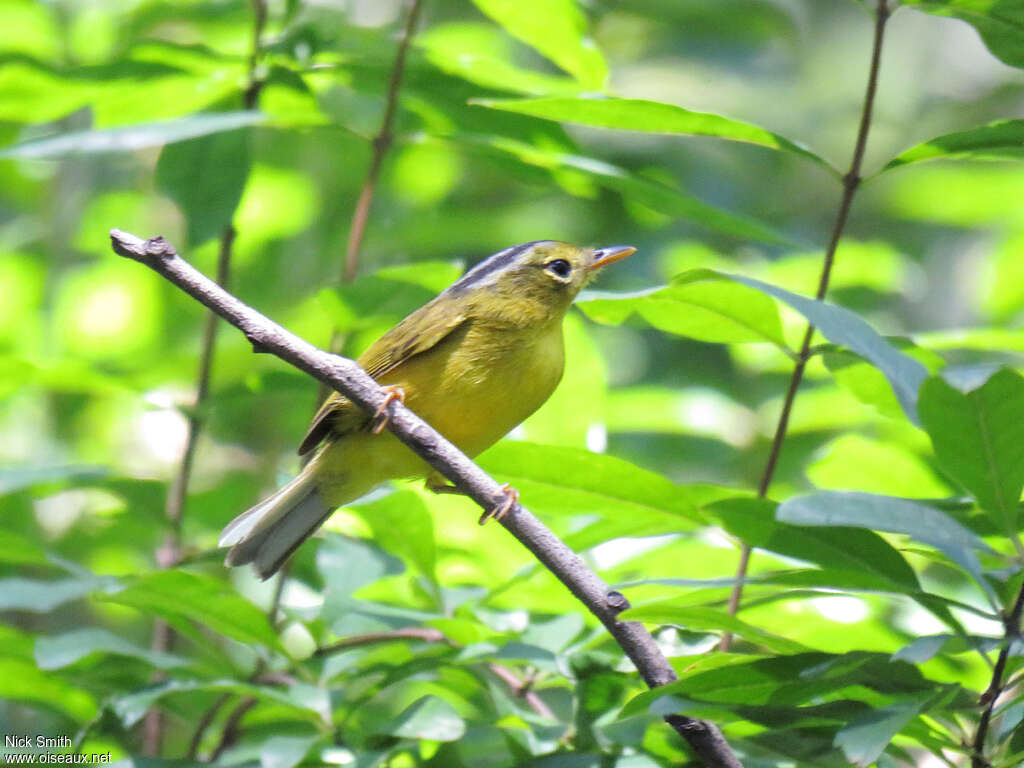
xmin=109 ymin=229 xmax=743 ymax=768
xmin=971 ymin=582 xmax=1024 ymax=768
xmin=143 ymin=0 xmax=267 ymax=754
xmin=316 ymin=626 xmax=556 ymax=720
xmin=342 ymin=0 xmax=423 ymax=284
xmin=719 ymin=0 xmax=890 ymax=651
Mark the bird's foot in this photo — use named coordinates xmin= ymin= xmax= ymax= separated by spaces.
xmin=371 ymin=385 xmax=405 ymax=434
xmin=478 ymin=483 xmax=519 ymax=525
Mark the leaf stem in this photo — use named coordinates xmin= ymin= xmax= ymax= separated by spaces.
xmin=720 ymin=0 xmax=890 ymax=650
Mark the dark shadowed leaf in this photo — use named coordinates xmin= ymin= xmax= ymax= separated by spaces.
xmin=834 ymin=697 xmax=927 ymax=767
xmin=35 ymin=628 xmax=186 ymax=670
xmin=728 ymin=273 xmax=928 ymax=420
xmin=776 ymin=492 xmax=994 ymax=599
xmin=156 ymin=125 xmax=251 ymax=245
xmin=918 ymin=368 xmax=1024 ymax=535
xmin=351 ymin=490 xmax=437 ymax=583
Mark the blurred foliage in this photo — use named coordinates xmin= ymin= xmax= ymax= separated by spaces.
xmin=4 ymin=0 xmax=1024 ymax=766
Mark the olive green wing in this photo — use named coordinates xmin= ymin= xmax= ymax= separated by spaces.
xmin=297 ymin=297 xmax=467 ymax=455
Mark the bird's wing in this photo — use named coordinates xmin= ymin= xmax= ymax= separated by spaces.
xmin=297 ymin=298 xmax=468 ymax=456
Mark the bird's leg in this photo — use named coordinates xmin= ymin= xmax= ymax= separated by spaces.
xmin=425 ymin=474 xmax=466 ymax=496
xmin=478 ymin=483 xmax=519 ymax=526
xmin=371 ymin=385 xmax=405 ymax=434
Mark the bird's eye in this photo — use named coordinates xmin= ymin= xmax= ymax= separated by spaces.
xmin=544 ymin=259 xmax=572 ymax=279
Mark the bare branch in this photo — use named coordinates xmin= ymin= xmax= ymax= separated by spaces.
xmin=721 ymin=0 xmax=891 ymax=649
xmin=109 ymin=229 xmax=743 ymax=768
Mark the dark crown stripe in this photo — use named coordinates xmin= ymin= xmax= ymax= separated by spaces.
xmin=446 ymin=240 xmax=551 ymax=294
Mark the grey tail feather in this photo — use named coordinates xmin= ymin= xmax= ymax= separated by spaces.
xmin=220 ymin=466 xmax=334 ymax=580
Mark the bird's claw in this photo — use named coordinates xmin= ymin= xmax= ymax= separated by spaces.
xmin=478 ymin=483 xmax=519 ymax=525
xmin=372 ymin=386 xmax=405 ymax=434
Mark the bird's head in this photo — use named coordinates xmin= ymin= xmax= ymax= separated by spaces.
xmin=446 ymin=241 xmax=635 ymax=325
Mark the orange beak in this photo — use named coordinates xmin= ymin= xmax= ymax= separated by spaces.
xmin=588 ymin=245 xmax=636 ymax=272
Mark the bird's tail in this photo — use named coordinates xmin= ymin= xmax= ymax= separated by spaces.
xmin=219 ymin=455 xmax=333 ymax=580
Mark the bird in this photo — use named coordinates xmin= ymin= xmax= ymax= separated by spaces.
xmin=219 ymin=240 xmax=635 ymax=579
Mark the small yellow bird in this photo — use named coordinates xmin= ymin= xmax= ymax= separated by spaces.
xmin=220 ymin=241 xmax=634 ymax=578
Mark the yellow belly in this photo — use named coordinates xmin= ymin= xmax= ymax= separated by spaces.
xmin=315 ymin=319 xmax=565 ymax=506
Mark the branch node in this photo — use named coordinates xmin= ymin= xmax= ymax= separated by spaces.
xmin=606 ymin=590 xmax=630 ymax=614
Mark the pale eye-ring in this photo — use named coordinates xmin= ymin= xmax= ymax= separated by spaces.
xmin=545 ymin=259 xmax=571 ymax=279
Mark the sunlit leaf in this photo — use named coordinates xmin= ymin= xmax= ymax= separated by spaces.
xmin=350 ymin=490 xmax=436 ymax=584
xmin=578 ymin=270 xmax=789 ymax=350
xmin=904 ymin=1 xmax=1024 ymax=70
xmin=882 ymin=119 xmax=1024 ymax=171
xmin=806 ymin=434 xmax=953 ymax=499
xmin=385 ymin=695 xmax=466 ymax=741
xmin=0 ymin=658 xmax=97 ymax=721
xmin=0 ymin=111 xmax=264 ymax=158
xmin=619 ymin=603 xmax=807 ymax=654
xmin=918 ymin=368 xmax=1024 ymax=535
xmin=470 ymin=0 xmax=608 ymax=89
xmin=471 ymin=96 xmax=832 ymax=169
xmin=100 ymin=570 xmax=283 ymax=651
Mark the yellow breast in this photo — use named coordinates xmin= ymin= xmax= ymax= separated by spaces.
xmin=379 ymin=318 xmax=565 ymax=457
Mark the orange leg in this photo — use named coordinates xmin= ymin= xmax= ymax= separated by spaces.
xmin=371 ymin=385 xmax=405 ymax=434
xmin=478 ymin=483 xmax=519 ymax=526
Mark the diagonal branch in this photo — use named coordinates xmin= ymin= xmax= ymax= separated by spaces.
xmin=720 ymin=0 xmax=890 ymax=650
xmin=109 ymin=228 xmax=743 ymax=768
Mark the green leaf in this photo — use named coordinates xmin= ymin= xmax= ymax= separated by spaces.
xmin=834 ymin=698 xmax=927 ymax=767
xmin=0 ymin=577 xmax=101 ymax=612
xmin=156 ymin=124 xmax=251 ymax=245
xmin=883 ymin=119 xmax=1024 ymax=171
xmin=728 ymin=273 xmax=928 ymax=421
xmin=110 ymin=679 xmax=322 ymax=727
xmin=471 ymin=96 xmax=831 ymax=169
xmin=806 ymin=434 xmax=953 ymax=499
xmin=100 ymin=570 xmax=283 ymax=651
xmin=259 ymin=735 xmax=319 ymax=768
xmin=618 ymin=603 xmax=807 ymax=654
xmin=0 ymin=111 xmax=264 ymax=159
xmin=578 ymin=270 xmax=789 ymax=350
xmin=386 ymin=695 xmax=466 ymax=741
xmin=473 ymin=135 xmax=791 ymax=243
xmin=904 ymin=1 xmax=1024 ymax=70
xmin=477 ymin=441 xmax=707 ymax=527
xmin=776 ymin=491 xmax=994 ymax=599
xmin=350 ymin=490 xmax=436 ymax=583
xmin=469 ymin=0 xmax=607 ymax=89
xmin=0 ymin=463 xmax=107 ymax=495
xmin=419 ymin=23 xmax=583 ymax=96
xmin=707 ymin=497 xmax=921 ymax=594
xmin=34 ymin=628 xmax=185 ymax=670
xmin=918 ymin=368 xmax=1024 ymax=535
xmin=0 ymin=658 xmax=97 ymax=721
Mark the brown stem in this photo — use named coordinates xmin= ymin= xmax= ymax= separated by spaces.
xmin=341 ymin=0 xmax=423 ymax=285
xmin=972 ymin=582 xmax=1024 ymax=768
xmin=143 ymin=0 xmax=266 ymax=753
xmin=109 ymin=229 xmax=743 ymax=768
xmin=720 ymin=0 xmax=890 ymax=651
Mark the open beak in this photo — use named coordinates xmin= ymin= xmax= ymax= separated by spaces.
xmin=588 ymin=245 xmax=636 ymax=272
